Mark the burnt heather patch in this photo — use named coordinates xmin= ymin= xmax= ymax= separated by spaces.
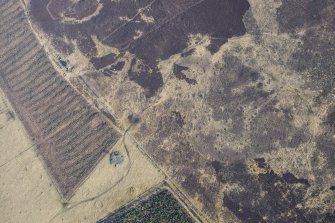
xmin=29 ymin=0 xmax=250 ymax=95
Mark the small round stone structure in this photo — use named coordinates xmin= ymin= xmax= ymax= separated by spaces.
xmin=109 ymin=151 xmax=124 ymax=167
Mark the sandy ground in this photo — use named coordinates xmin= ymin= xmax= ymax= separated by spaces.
xmin=50 ymin=133 xmax=164 ymax=223
xmin=0 ymin=87 xmax=62 ymax=223
xmin=0 ymin=89 xmax=34 ymax=165
xmin=0 ymin=86 xmax=164 ymax=223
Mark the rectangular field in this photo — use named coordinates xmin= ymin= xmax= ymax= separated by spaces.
xmin=98 ymin=188 xmax=195 ymax=223
xmin=0 ymin=0 xmax=121 ymax=199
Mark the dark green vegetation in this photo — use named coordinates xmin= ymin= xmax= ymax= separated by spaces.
xmin=98 ymin=190 xmax=194 ymax=223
